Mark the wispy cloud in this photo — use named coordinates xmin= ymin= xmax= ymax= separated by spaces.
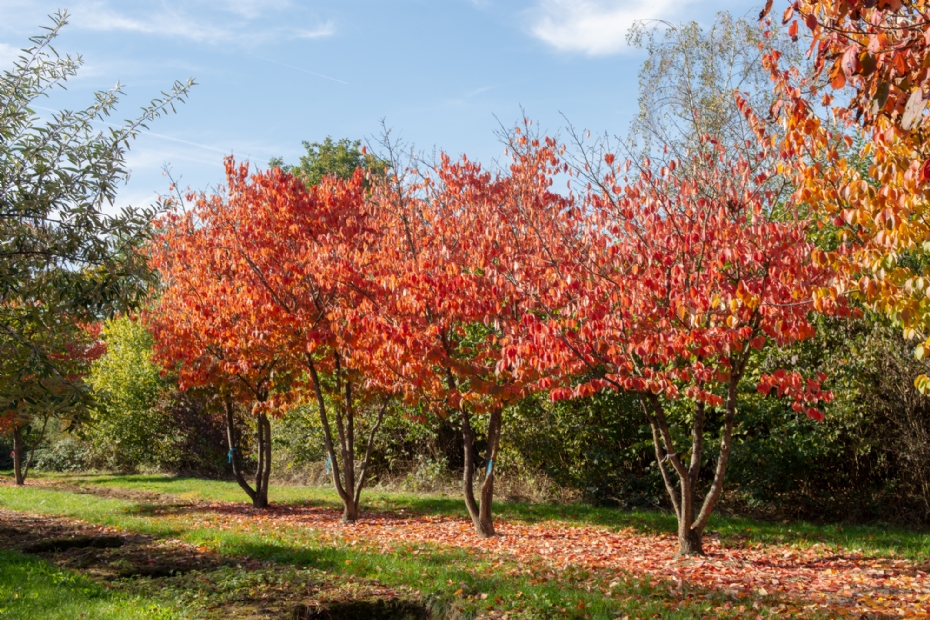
xmin=465 ymin=85 xmax=493 ymax=97
xmin=254 ymin=55 xmax=347 ymax=85
xmin=66 ymin=1 xmax=334 ymax=46
xmin=0 ymin=43 xmax=22 ymax=69
xmin=527 ymin=0 xmax=688 ymax=55
xmin=217 ymin=0 xmax=293 ymax=20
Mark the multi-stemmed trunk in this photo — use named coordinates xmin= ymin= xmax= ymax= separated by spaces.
xmin=643 ymin=358 xmax=747 ymax=556
xmin=306 ymin=355 xmax=386 ymax=523
xmin=224 ymin=397 xmax=272 ymax=509
xmin=461 ymin=406 xmax=503 ymax=538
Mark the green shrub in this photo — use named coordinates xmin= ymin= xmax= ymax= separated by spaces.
xmin=76 ymin=317 xmax=228 ymax=475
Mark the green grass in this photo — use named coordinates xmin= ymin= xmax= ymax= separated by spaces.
xmin=1 ymin=472 xmax=928 ymax=618
xmin=0 ymin=482 xmax=743 ymax=619
xmin=13 ymin=471 xmax=930 ymax=561
xmin=0 ymin=549 xmax=185 ymax=620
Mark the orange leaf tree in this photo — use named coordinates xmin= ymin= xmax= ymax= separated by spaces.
xmin=759 ymin=0 xmax=930 ymax=390
xmin=152 ymin=157 xmax=392 ymax=520
xmin=218 ymin=158 xmax=391 ymax=523
xmin=147 ymin=164 xmax=293 ymax=509
xmin=494 ymin=131 xmax=842 ymax=556
xmin=350 ymin=137 xmax=564 ymax=537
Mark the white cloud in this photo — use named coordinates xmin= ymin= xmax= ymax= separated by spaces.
xmin=65 ymin=1 xmax=334 ymax=46
xmin=0 ymin=43 xmax=22 ymax=69
xmin=218 ymin=0 xmax=292 ymax=20
xmin=527 ymin=0 xmax=688 ymax=55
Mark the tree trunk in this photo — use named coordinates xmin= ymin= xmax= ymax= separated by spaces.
xmin=643 ymin=358 xmax=747 ymax=557
xmin=253 ymin=413 xmax=271 ymax=509
xmin=678 ymin=524 xmax=704 ymax=556
xmin=305 ymin=355 xmax=387 ymax=524
xmin=349 ymin=399 xmax=388 ymax=522
xmin=224 ymin=397 xmax=272 ymax=509
xmin=461 ymin=407 xmax=502 ymax=538
xmin=644 ymin=394 xmax=705 ymax=557
xmin=21 ymin=414 xmax=50 ymax=484
xmin=461 ymin=409 xmax=482 ymax=532
xmin=477 ymin=407 xmax=503 ymax=537
xmin=12 ymin=426 xmax=24 ymax=486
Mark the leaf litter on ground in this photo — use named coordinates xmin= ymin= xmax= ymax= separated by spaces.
xmin=145 ymin=500 xmax=930 ymax=618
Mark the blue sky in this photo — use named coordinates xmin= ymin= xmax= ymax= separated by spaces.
xmin=1 ymin=0 xmax=761 ymax=211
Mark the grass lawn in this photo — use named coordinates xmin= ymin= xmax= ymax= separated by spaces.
xmin=21 ymin=470 xmax=930 ymax=561
xmin=0 ymin=549 xmax=185 ymax=620
xmin=0 ymin=471 xmax=928 ymax=618
xmin=0 ymin=475 xmax=734 ymax=619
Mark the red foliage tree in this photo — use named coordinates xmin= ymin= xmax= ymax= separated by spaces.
xmin=492 ymin=130 xmax=844 ymax=555
xmin=349 ymin=137 xmax=566 ymax=537
xmin=147 ymin=170 xmax=287 ymax=509
xmin=149 ymin=158 xmax=389 ymax=519
xmin=222 ymin=158 xmax=389 ymax=522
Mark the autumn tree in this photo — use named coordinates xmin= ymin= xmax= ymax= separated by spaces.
xmin=147 ymin=185 xmax=286 ymax=508
xmin=758 ymin=0 xmax=930 ymax=390
xmin=151 ymin=158 xmax=390 ymax=520
xmin=0 ymin=11 xmax=193 ymax=482
xmin=485 ymin=122 xmax=843 ymax=555
xmin=347 ymin=132 xmax=567 ymax=537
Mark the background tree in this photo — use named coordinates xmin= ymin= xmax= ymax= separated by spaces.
xmin=0 ymin=11 xmax=194 ymax=484
xmin=623 ymin=12 xmax=800 ymax=167
xmin=85 ymin=316 xmax=227 ymax=474
xmin=269 ymin=136 xmax=386 ymax=186
xmin=1 ymin=319 xmax=104 ymax=485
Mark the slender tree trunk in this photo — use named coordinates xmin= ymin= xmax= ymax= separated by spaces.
xmin=477 ymin=407 xmax=503 ymax=537
xmin=22 ymin=414 xmax=50 ymax=484
xmin=306 ymin=354 xmax=387 ymax=523
xmin=253 ymin=412 xmax=271 ymax=509
xmin=461 ymin=409 xmax=482 ymax=531
xmin=353 ymin=399 xmax=387 ymax=509
xmin=12 ymin=427 xmax=24 ymax=486
xmin=644 ymin=366 xmax=745 ymax=556
xmin=461 ymin=408 xmax=502 ymax=538
xmin=644 ymin=394 xmax=704 ymax=556
xmin=224 ymin=396 xmax=272 ymax=508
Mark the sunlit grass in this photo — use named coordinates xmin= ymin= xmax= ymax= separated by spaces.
xmin=9 ymin=470 xmax=928 ymax=561
xmin=0 ymin=483 xmax=742 ymax=618
xmin=0 ymin=549 xmax=185 ymax=620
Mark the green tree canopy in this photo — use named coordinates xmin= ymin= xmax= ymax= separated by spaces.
xmin=0 ymin=11 xmax=194 ymax=483
xmin=269 ymin=137 xmax=387 ymax=186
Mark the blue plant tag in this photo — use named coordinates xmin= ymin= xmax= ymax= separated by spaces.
xmin=486 ymin=459 xmax=493 ymax=477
